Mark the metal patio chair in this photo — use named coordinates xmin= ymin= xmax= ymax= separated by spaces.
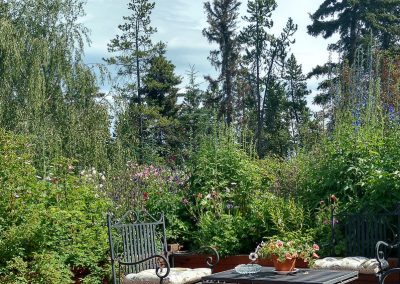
xmin=376 ymin=241 xmax=400 ymax=284
xmin=107 ymin=210 xmax=219 ymax=284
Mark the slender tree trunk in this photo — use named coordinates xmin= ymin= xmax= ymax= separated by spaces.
xmin=135 ymin=18 xmax=143 ymax=163
xmin=348 ymin=7 xmax=358 ymax=66
xmin=256 ymin=49 xmax=277 ymax=156
xmin=255 ymin=17 xmax=261 ymax=147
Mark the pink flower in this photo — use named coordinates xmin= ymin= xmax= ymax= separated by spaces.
xmin=313 ymin=252 xmax=319 ymax=259
xmin=313 ymin=244 xmax=320 ymax=251
xmin=285 ymin=253 xmax=293 ymax=260
xmin=276 ymin=240 xmax=283 ymax=248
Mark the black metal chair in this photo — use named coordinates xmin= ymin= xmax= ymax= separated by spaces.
xmin=376 ymin=241 xmax=400 ymax=284
xmin=107 ymin=210 xmax=219 ymax=284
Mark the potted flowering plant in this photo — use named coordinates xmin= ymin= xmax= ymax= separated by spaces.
xmin=252 ymin=234 xmax=319 ymax=271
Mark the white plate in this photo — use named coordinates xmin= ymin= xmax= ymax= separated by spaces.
xmin=273 ymin=268 xmax=299 ymax=275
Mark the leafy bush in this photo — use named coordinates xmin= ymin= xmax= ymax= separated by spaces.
xmin=106 ymin=162 xmax=191 ymax=244
xmin=184 ymin=127 xmax=271 ymax=254
xmin=0 ymin=129 xmax=111 ymax=283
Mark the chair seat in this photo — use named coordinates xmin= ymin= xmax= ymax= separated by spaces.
xmin=123 ymin=267 xmax=212 ymax=284
xmin=314 ymin=256 xmax=389 ymax=274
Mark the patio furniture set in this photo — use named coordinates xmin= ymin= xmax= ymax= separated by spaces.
xmin=106 ymin=209 xmax=400 ymax=284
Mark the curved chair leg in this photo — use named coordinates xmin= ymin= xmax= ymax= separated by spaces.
xmin=379 ymin=268 xmax=400 ymax=284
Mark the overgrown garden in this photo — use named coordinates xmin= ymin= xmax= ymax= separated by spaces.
xmin=1 ymin=0 xmax=400 ymax=283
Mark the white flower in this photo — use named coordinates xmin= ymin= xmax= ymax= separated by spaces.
xmin=249 ymin=252 xmax=258 ymax=262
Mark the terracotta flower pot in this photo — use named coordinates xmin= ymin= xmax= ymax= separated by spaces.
xmin=272 ymin=255 xmax=296 ymax=272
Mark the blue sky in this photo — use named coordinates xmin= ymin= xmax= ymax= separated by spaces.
xmin=83 ymin=0 xmax=338 ymax=109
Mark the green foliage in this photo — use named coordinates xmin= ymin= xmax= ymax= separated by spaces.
xmin=203 ymin=0 xmax=241 ymax=125
xmin=106 ymin=162 xmax=191 ymax=244
xmin=283 ymin=54 xmax=313 ymax=153
xmin=189 ymin=126 xmax=262 ymax=214
xmin=196 ymin=213 xmax=242 ymax=256
xmin=308 ymin=0 xmax=400 ymax=64
xmin=0 ymin=0 xmax=110 ymax=172
xmin=0 ymin=129 xmax=111 ymax=283
xmin=256 ymin=233 xmax=318 ymax=264
xmin=185 ymin=126 xmax=271 ymax=254
xmin=307 ymin=0 xmax=400 ymax=109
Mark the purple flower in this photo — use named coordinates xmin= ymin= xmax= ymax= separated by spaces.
xmin=389 ymin=105 xmax=395 ymax=121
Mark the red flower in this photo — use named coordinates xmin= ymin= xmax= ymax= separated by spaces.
xmin=330 ymin=194 xmax=338 ymax=203
xmin=143 ymin=192 xmax=149 ymax=201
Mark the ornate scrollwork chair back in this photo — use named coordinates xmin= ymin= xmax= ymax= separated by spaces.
xmin=107 ymin=211 xmax=169 ymax=279
xmin=107 ymin=210 xmax=218 ymax=284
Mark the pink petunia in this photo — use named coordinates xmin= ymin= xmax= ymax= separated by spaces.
xmin=313 ymin=244 xmax=320 ymax=251
xmin=276 ymin=240 xmax=284 ymax=248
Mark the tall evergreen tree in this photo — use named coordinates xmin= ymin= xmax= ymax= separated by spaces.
xmin=203 ymin=0 xmax=241 ymax=126
xmin=143 ymin=47 xmax=181 ymax=117
xmin=105 ymin=0 xmax=156 ymax=163
xmin=264 ymin=81 xmax=290 ymax=156
xmin=179 ymin=66 xmax=213 ymax=157
xmin=240 ymin=0 xmax=277 ymax=148
xmin=258 ymin=18 xmax=297 ymax=156
xmin=307 ymin=0 xmax=400 ymax=109
xmin=283 ymin=54 xmax=310 ymax=152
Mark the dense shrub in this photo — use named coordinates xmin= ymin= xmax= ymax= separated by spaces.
xmin=106 ymin=162 xmax=191 ymax=244
xmin=0 ymin=129 xmax=111 ymax=283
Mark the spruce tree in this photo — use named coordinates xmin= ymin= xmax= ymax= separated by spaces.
xmin=203 ymin=0 xmax=241 ymax=126
xmin=142 ymin=47 xmax=181 ymax=118
xmin=308 ymin=0 xmax=400 ymax=109
xmin=259 ymin=18 xmax=297 ymax=156
xmin=105 ymin=0 xmax=156 ymax=163
xmin=283 ymin=54 xmax=310 ymax=151
xmin=240 ymin=0 xmax=277 ymax=149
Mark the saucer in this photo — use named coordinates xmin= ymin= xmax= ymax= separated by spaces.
xmin=273 ymin=268 xmax=299 ymax=275
xmin=234 ymin=264 xmax=262 ymax=274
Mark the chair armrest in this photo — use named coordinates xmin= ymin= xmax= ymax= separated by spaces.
xmin=376 ymin=241 xmax=400 ymax=273
xmin=170 ymin=246 xmax=220 ymax=272
xmin=118 ymin=254 xmax=171 ymax=279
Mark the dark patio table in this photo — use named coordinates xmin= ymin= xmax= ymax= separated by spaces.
xmin=202 ymin=267 xmax=358 ymax=284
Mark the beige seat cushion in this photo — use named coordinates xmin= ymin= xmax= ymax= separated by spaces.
xmin=123 ymin=267 xmax=211 ymax=284
xmin=314 ymin=257 xmax=389 ymax=274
